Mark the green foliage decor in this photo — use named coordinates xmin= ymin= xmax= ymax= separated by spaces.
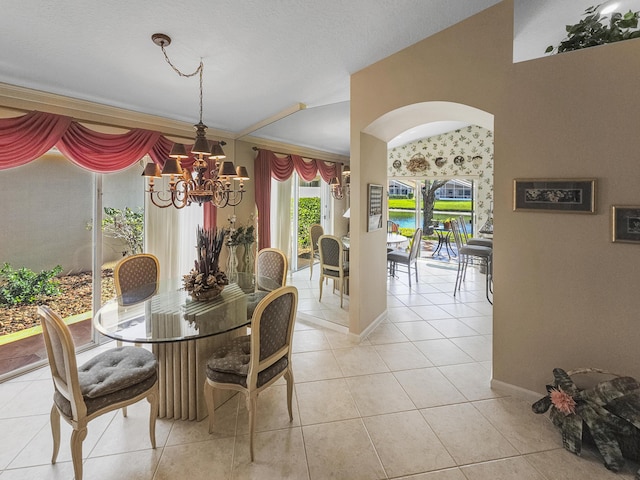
xmin=102 ymin=207 xmax=144 ymax=256
xmin=0 ymin=263 xmax=63 ymax=306
xmin=227 ymin=225 xmax=255 ymax=247
xmin=546 ymin=4 xmax=640 ymax=54
xmin=298 ymin=197 xmax=321 ymax=249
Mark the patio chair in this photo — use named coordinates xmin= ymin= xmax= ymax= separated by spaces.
xmin=38 ymin=305 xmax=158 ymax=480
xmin=458 ymin=215 xmax=493 ymax=248
xmin=451 ymin=219 xmax=492 ymax=304
xmin=387 ymin=228 xmax=422 ymax=287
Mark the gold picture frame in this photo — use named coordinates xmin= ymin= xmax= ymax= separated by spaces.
xmin=612 ymin=206 xmax=640 ymax=243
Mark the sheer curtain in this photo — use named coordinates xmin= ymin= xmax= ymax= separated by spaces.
xmin=270 ymin=176 xmax=292 ymax=266
xmin=145 ymin=175 xmax=200 ymax=291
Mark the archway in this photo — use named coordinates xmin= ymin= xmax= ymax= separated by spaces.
xmin=349 ymin=101 xmax=494 ymax=337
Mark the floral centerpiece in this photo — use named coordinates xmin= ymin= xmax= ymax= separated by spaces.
xmin=228 ymin=219 xmax=256 ymax=273
xmin=183 ymin=226 xmax=229 ymax=301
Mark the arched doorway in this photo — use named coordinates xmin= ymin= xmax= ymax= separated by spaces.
xmin=348 ymin=101 xmax=494 ymax=337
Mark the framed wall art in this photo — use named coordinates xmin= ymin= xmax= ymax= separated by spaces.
xmin=367 ymin=183 xmax=384 ymax=231
xmin=612 ymin=206 xmax=640 ymax=243
xmin=513 ymin=179 xmax=596 ymax=213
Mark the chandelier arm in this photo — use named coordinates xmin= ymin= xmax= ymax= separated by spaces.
xmin=148 ymin=190 xmax=175 ymax=209
xmin=225 ymin=191 xmax=245 ymax=208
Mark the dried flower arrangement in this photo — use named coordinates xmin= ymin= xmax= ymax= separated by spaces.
xmin=183 ymin=226 xmax=229 ymax=300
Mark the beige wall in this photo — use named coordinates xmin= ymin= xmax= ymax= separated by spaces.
xmin=351 ymin=0 xmax=640 ymax=393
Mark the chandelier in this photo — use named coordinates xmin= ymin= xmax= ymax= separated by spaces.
xmin=142 ymin=33 xmax=249 ymax=209
xmin=330 ymin=165 xmax=350 ymax=200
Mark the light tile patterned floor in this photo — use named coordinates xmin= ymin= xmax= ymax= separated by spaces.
xmin=0 ymin=259 xmax=637 ymax=479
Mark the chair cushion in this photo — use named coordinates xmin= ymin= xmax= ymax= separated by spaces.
xmin=322 ymin=261 xmax=348 ymax=277
xmin=467 ymin=238 xmax=493 ymax=248
xmin=78 ymin=346 xmax=158 ymax=399
xmin=206 ymin=335 xmax=288 ymax=388
xmin=54 ymin=372 xmax=157 ymax=418
xmin=387 ymin=250 xmax=410 ymax=263
xmin=460 ymin=244 xmax=492 ymax=258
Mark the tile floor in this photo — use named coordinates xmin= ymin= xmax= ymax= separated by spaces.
xmin=0 ymin=258 xmax=638 ymax=479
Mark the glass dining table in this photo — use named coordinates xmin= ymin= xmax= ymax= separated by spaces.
xmin=94 ymin=281 xmax=248 ymax=421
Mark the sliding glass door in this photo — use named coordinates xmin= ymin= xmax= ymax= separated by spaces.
xmin=268 ymin=172 xmax=331 ymax=273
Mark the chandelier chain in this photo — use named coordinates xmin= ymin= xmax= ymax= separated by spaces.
xmin=159 ymin=44 xmax=205 ymax=123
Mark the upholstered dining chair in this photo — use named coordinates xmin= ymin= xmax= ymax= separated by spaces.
xmin=246 ymin=248 xmax=288 ymax=319
xmin=318 ymin=234 xmax=349 ymax=308
xmin=451 ymin=219 xmax=493 ymax=304
xmin=387 ymin=228 xmax=422 ymax=287
xmin=38 ymin=306 xmax=158 ymax=480
xmin=308 ymin=224 xmax=324 ymax=280
xmin=458 ymin=215 xmax=493 ymax=248
xmin=204 ymin=285 xmax=298 ymax=461
xmin=114 ymin=253 xmax=160 ymax=306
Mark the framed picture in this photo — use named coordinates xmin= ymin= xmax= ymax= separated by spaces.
xmin=612 ymin=206 xmax=640 ymax=243
xmin=513 ymin=179 xmax=596 ymax=213
xmin=367 ymin=183 xmax=384 ymax=231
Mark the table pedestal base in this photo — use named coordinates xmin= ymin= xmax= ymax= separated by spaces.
xmin=153 ymin=328 xmax=245 ymax=421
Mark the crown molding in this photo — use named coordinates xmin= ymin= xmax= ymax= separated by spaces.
xmin=0 ymin=82 xmax=234 ymax=142
xmin=0 ymin=82 xmax=349 ymax=161
xmin=242 ymin=134 xmax=349 ymax=164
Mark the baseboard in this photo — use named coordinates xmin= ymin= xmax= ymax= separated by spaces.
xmin=355 ymin=310 xmax=387 ymax=341
xmin=490 ymin=378 xmax=544 ymax=403
xmin=296 ymin=312 xmax=349 ymax=334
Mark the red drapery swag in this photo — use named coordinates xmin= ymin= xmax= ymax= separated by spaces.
xmin=254 ymin=148 xmax=341 ymax=250
xmin=0 ymin=110 xmax=215 ymax=225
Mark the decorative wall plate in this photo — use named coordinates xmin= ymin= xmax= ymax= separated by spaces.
xmin=392 ymin=159 xmax=402 ymax=170
xmin=406 ymin=153 xmax=428 ymax=172
xmin=453 ymin=155 xmax=464 ymax=166
xmin=435 ymin=157 xmax=447 ymax=167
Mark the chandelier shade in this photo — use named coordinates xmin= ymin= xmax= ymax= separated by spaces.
xmin=142 ymin=162 xmax=161 ymax=178
xmin=218 ymin=160 xmax=238 ymax=177
xmin=160 ymin=157 xmax=184 ymax=176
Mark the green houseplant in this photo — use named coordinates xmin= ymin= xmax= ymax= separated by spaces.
xmin=546 ymin=4 xmax=640 ymax=54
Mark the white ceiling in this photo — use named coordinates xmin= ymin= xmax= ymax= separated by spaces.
xmin=3 ymin=1 xmax=629 ymax=157
xmin=0 ymin=0 xmax=501 ymax=156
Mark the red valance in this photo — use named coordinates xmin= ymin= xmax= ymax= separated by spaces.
xmin=0 ymin=110 xmax=201 ymax=173
xmin=253 ymin=148 xmax=342 ymax=249
xmin=0 ymin=110 xmax=216 ymax=224
xmin=0 ymin=111 xmax=72 ymax=170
